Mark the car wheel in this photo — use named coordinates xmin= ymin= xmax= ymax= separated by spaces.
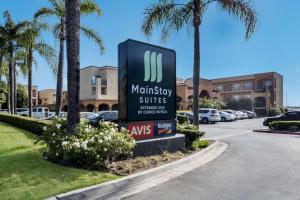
xmin=221 ymin=117 xmax=226 ymax=122
xmin=202 ymin=117 xmax=209 ymax=124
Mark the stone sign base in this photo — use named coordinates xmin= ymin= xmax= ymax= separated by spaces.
xmin=133 ymin=134 xmax=185 ymax=156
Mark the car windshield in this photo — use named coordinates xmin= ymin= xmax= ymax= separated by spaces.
xmin=211 ymin=110 xmax=217 ymax=114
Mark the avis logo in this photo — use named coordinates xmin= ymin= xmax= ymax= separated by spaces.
xmin=144 ymin=50 xmax=163 ymax=83
xmin=128 ymin=122 xmax=154 ymax=140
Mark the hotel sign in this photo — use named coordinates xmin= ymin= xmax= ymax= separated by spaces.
xmin=118 ymin=39 xmax=176 ymax=122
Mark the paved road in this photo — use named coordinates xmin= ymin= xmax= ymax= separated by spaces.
xmin=125 ymin=118 xmax=300 ymax=200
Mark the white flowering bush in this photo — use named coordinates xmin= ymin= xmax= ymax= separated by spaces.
xmin=40 ymin=118 xmax=135 ymax=169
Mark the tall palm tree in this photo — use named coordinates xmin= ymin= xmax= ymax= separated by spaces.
xmin=142 ymin=0 xmax=257 ymax=126
xmin=34 ymin=0 xmax=104 ymax=116
xmin=65 ymin=0 xmax=80 ymax=134
xmin=0 ymin=11 xmax=28 ymax=114
xmin=19 ymin=21 xmax=57 ymax=117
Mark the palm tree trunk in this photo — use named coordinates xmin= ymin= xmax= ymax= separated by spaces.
xmin=55 ymin=34 xmax=65 ymax=116
xmin=65 ymin=0 xmax=80 ymax=134
xmin=13 ymin=62 xmax=17 ymax=114
xmin=8 ymin=42 xmax=14 ymax=114
xmin=192 ymin=0 xmax=201 ymax=126
xmin=28 ymin=49 xmax=33 ymax=117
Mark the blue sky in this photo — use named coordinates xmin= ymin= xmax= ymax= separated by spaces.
xmin=0 ymin=0 xmax=299 ymax=106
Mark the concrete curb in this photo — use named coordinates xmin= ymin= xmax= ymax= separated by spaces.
xmin=253 ymin=129 xmax=300 ymax=135
xmin=47 ymin=141 xmax=228 ymax=200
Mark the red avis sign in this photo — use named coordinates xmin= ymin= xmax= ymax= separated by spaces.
xmin=128 ymin=122 xmax=154 ymax=140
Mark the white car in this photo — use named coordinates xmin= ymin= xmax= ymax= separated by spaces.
xmin=80 ymin=112 xmax=99 ymax=119
xmin=219 ymin=111 xmax=235 ymax=122
xmin=221 ymin=110 xmax=237 ymax=120
xmin=18 ymin=107 xmax=50 ymax=119
xmin=199 ymin=108 xmax=221 ymax=124
xmin=236 ymin=111 xmax=248 ymax=119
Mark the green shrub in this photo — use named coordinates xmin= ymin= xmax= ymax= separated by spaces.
xmin=39 ymin=119 xmax=135 ymax=169
xmin=269 ymin=121 xmax=300 ymax=130
xmin=0 ymin=113 xmax=48 ymax=135
xmin=268 ymin=109 xmax=281 ymax=117
xmin=177 ymin=124 xmax=205 ymax=149
xmin=191 ymin=139 xmax=209 ymax=151
xmin=176 ymin=114 xmax=189 ymax=124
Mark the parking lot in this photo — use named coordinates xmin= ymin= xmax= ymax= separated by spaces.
xmin=201 ymin=117 xmax=265 ymax=140
xmin=128 ymin=117 xmax=300 ymax=200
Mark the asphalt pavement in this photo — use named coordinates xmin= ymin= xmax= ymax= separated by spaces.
xmin=125 ymin=118 xmax=300 ymax=200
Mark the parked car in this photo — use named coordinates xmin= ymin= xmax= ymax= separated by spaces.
xmin=88 ymin=111 xmax=118 ymax=127
xmin=239 ymin=111 xmax=249 ymax=119
xmin=199 ymin=108 xmax=221 ymax=124
xmin=16 ymin=108 xmax=29 ymax=115
xmin=241 ymin=110 xmax=256 ymax=119
xmin=222 ymin=110 xmax=238 ymax=120
xmin=219 ymin=111 xmax=235 ymax=122
xmin=18 ymin=107 xmax=50 ymax=119
xmin=263 ymin=111 xmax=300 ymax=126
xmin=0 ymin=109 xmax=8 ymax=113
xmin=42 ymin=112 xmax=67 ymax=120
xmin=177 ymin=112 xmax=194 ymax=123
xmin=80 ymin=112 xmax=98 ymax=119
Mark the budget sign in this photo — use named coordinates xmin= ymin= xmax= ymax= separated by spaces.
xmin=118 ymin=39 xmax=176 ymax=122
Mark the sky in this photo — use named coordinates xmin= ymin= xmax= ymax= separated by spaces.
xmin=0 ymin=0 xmax=300 ymax=106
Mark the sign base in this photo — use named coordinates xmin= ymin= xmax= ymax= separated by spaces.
xmin=133 ymin=134 xmax=185 ymax=156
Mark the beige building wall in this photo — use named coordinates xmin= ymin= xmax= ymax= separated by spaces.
xmin=176 ymin=72 xmax=283 ymax=115
xmin=38 ymin=89 xmax=56 ymax=105
xmin=79 ymin=66 xmax=118 ymax=112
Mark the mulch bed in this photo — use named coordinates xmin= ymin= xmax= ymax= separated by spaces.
xmin=108 ymin=140 xmax=215 ymax=176
xmin=253 ymin=129 xmax=300 ymax=136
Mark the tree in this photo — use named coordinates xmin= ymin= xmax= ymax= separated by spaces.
xmin=19 ymin=21 xmax=56 ymax=117
xmin=199 ymin=97 xmax=225 ymax=110
xmin=16 ymin=84 xmax=28 ymax=108
xmin=65 ymin=0 xmax=80 ymax=134
xmin=0 ymin=80 xmax=7 ymax=110
xmin=142 ymin=0 xmax=257 ymax=126
xmin=34 ymin=0 xmax=104 ymax=116
xmin=0 ymin=11 xmax=28 ymax=114
xmin=225 ymin=98 xmax=253 ymax=111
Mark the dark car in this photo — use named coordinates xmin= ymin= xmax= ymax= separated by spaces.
xmin=88 ymin=111 xmax=119 ymax=127
xmin=263 ymin=111 xmax=300 ymax=126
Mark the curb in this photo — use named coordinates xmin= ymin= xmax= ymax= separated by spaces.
xmin=47 ymin=141 xmax=228 ymax=200
xmin=253 ymin=129 xmax=300 ymax=136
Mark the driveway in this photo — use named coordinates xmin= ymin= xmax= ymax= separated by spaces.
xmin=125 ymin=118 xmax=300 ymax=200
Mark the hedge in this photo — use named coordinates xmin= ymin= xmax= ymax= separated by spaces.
xmin=176 ymin=115 xmax=189 ymax=124
xmin=177 ymin=125 xmax=205 ymax=149
xmin=269 ymin=121 xmax=300 ymax=130
xmin=0 ymin=113 xmax=48 ymax=135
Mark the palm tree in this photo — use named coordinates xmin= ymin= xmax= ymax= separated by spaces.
xmin=0 ymin=11 xmax=28 ymax=114
xmin=142 ymin=0 xmax=257 ymax=126
xmin=18 ymin=21 xmax=57 ymax=117
xmin=34 ymin=0 xmax=104 ymax=116
xmin=65 ymin=0 xmax=80 ymax=134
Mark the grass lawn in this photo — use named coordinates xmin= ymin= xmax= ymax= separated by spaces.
xmin=0 ymin=122 xmax=119 ymax=200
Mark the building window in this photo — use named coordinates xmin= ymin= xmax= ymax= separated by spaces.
xmin=233 ymin=95 xmax=240 ymax=100
xmin=92 ymin=87 xmax=96 ymax=95
xmin=216 ymin=85 xmax=223 ymax=92
xmin=32 ymin=90 xmax=36 ymax=97
xmin=187 ymin=87 xmax=193 ymax=90
xmin=91 ymin=75 xmax=96 ymax=85
xmin=244 ymin=95 xmax=251 ymax=99
xmin=264 ymin=80 xmax=272 ymax=88
xmin=244 ymin=81 xmax=253 ymax=90
xmin=232 ymin=83 xmax=240 ymax=91
xmin=101 ymin=87 xmax=107 ymax=95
